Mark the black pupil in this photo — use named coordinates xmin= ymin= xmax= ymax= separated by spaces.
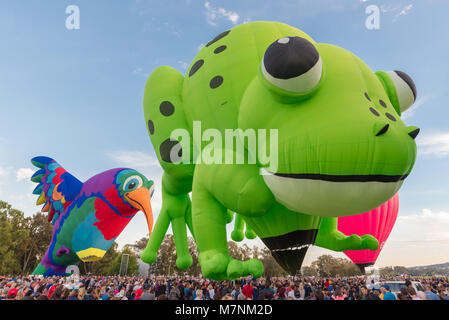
xmin=129 ymin=182 xmax=136 ymax=189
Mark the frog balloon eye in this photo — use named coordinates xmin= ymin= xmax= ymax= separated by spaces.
xmin=123 ymin=175 xmax=143 ymax=192
xmin=261 ymin=36 xmax=323 ymax=93
xmin=386 ymin=70 xmax=417 ymax=113
xmin=376 ymin=70 xmax=417 ymax=114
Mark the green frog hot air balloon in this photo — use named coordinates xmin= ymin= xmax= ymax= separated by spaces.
xmin=140 ymin=21 xmax=419 ymax=279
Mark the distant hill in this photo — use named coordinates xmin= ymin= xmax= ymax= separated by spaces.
xmin=409 ymin=262 xmax=449 ymax=270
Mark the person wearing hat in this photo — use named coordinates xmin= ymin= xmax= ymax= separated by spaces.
xmin=242 ymin=281 xmax=253 ymax=300
xmin=380 ymin=284 xmax=396 ymax=300
xmin=7 ymin=288 xmax=18 ymax=300
xmin=135 ymin=286 xmax=144 ymax=300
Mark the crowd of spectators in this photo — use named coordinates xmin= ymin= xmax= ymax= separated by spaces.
xmin=1 ymin=274 xmax=448 ymax=301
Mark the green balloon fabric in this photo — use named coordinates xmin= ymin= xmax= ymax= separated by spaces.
xmin=141 ymin=21 xmax=419 ymax=279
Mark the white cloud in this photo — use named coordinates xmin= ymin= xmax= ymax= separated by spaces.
xmin=417 ymin=132 xmax=449 ymax=157
xmin=16 ymin=168 xmax=34 ymax=182
xmin=397 ymin=4 xmax=413 ymax=17
xmin=204 ymin=2 xmax=240 ymax=26
xmin=380 ymin=3 xmax=414 ymax=21
xmin=394 ymin=209 xmax=449 ymax=242
xmin=108 ymin=150 xmax=160 ymax=169
xmin=133 ymin=67 xmax=144 ymax=74
xmin=399 ymin=208 xmax=449 ymax=224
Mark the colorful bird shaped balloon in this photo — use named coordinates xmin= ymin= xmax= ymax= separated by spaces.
xmin=337 ymin=194 xmax=399 ymax=273
xmin=30 ymin=156 xmax=154 ymax=277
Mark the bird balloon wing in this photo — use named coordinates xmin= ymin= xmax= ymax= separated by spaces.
xmin=30 ymin=156 xmax=83 ymax=225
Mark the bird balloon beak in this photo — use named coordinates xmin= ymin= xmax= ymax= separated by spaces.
xmin=125 ymin=187 xmax=153 ymax=236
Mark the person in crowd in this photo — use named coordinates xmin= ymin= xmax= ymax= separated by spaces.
xmin=423 ymin=285 xmax=440 ymax=300
xmin=184 ymin=282 xmax=193 ymax=300
xmin=157 ymin=294 xmax=168 ymax=300
xmin=83 ymin=287 xmax=96 ymax=300
xmin=417 ymin=291 xmax=427 ymax=300
xmin=195 ymin=289 xmax=203 ymax=300
xmin=6 ymin=288 xmax=18 ymax=300
xmin=332 ymin=288 xmax=346 ymax=300
xmin=242 ymin=280 xmax=253 ymax=299
xmin=380 ymin=284 xmax=396 ymax=300
xmin=207 ymin=283 xmax=215 ymax=300
xmin=231 ymin=283 xmax=241 ymax=300
xmin=296 ymin=282 xmax=305 ymax=300
xmin=444 ymin=287 xmax=449 ymax=300
xmin=397 ymin=287 xmax=410 ymax=300
xmin=406 ymin=287 xmax=423 ymax=300
xmin=258 ymin=282 xmax=273 ymax=300
xmin=237 ymin=293 xmax=248 ymax=300
xmin=168 ymin=285 xmax=180 ymax=300
xmin=323 ymin=288 xmax=332 ymax=300
xmin=77 ymin=287 xmax=86 ymax=300
xmin=140 ymin=286 xmax=155 ymax=300
xmin=365 ymin=288 xmax=381 ymax=300
xmin=67 ymin=289 xmax=79 ymax=300
xmin=314 ymin=290 xmax=324 ymax=300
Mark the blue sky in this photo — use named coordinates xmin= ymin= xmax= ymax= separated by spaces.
xmin=0 ymin=0 xmax=448 ymax=268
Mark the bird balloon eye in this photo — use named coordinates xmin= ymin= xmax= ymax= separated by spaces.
xmin=261 ymin=36 xmax=323 ymax=93
xmin=124 ymin=175 xmax=143 ymax=192
xmin=149 ymin=185 xmax=155 ymax=197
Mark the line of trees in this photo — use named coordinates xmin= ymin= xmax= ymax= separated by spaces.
xmin=9 ymin=200 xmax=442 ymax=278
xmin=301 ymin=255 xmax=363 ymax=277
xmin=379 ymin=266 xmax=449 ymax=277
xmin=0 ymin=201 xmax=52 ymax=275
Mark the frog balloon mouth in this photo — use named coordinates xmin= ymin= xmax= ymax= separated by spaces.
xmin=270 ymin=172 xmax=408 ymax=183
xmin=261 ymin=169 xmax=406 ymax=217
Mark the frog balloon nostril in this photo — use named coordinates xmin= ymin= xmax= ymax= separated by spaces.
xmin=407 ymin=127 xmax=420 ymax=140
xmin=374 ymin=122 xmax=390 ymax=136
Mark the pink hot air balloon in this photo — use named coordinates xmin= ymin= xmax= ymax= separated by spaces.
xmin=338 ymin=194 xmax=399 ymax=274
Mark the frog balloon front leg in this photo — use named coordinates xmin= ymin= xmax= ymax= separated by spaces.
xmin=141 ymin=173 xmax=194 ymax=269
xmin=231 ymin=213 xmax=257 ymax=242
xmin=315 ymin=217 xmax=379 ymax=251
xmin=193 ymin=157 xmax=275 ymax=279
